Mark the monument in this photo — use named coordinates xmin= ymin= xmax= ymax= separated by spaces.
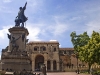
xmin=1 ymin=2 xmax=31 ymax=72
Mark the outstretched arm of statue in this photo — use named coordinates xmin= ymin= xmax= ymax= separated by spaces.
xmin=25 ymin=2 xmax=27 ymax=6
xmin=23 ymin=2 xmax=27 ymax=10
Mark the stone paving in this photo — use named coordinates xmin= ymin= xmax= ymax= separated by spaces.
xmin=47 ymin=72 xmax=77 ymax=75
xmin=34 ymin=72 xmax=92 ymax=75
xmin=42 ymin=72 xmax=91 ymax=75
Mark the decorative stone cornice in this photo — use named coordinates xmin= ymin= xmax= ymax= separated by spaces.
xmin=9 ymin=27 xmax=29 ymax=35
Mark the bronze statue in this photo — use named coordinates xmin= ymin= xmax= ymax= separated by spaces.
xmin=22 ymin=33 xmax=25 ymax=42
xmin=15 ymin=2 xmax=28 ymax=27
xmin=11 ymin=36 xmax=21 ymax=51
xmin=7 ymin=33 xmax=11 ymax=40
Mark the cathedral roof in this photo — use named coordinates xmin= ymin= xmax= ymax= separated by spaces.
xmin=59 ymin=48 xmax=74 ymax=50
xmin=28 ymin=41 xmax=59 ymax=45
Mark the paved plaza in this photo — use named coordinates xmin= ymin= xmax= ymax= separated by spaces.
xmin=47 ymin=72 xmax=77 ymax=75
xmin=34 ymin=72 xmax=91 ymax=75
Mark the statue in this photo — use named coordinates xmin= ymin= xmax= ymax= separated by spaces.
xmin=11 ymin=36 xmax=21 ymax=51
xmin=22 ymin=33 xmax=25 ymax=42
xmin=7 ymin=33 xmax=11 ymax=40
xmin=7 ymin=33 xmax=27 ymax=52
xmin=15 ymin=2 xmax=28 ymax=27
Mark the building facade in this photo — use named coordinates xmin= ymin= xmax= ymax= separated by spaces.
xmin=27 ymin=41 xmax=60 ymax=71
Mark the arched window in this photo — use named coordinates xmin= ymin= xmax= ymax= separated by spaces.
xmin=40 ymin=46 xmax=46 ymax=51
xmin=10 ymin=69 xmax=12 ymax=71
xmin=72 ymin=64 xmax=74 ymax=68
xmin=34 ymin=46 xmax=39 ymax=51
xmin=23 ymin=69 xmax=26 ymax=71
xmin=54 ymin=47 xmax=56 ymax=51
xmin=6 ymin=68 xmax=8 ymax=71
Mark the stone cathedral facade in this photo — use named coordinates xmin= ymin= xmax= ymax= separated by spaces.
xmin=0 ymin=26 xmax=83 ymax=72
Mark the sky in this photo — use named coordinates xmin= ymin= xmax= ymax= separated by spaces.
xmin=0 ymin=0 xmax=100 ymax=52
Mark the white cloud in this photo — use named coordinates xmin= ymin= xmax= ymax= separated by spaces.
xmin=50 ymin=15 xmax=69 ymax=36
xmin=65 ymin=2 xmax=100 ymax=35
xmin=26 ymin=23 xmax=42 ymax=41
xmin=27 ymin=0 xmax=45 ymax=13
xmin=0 ymin=29 xmax=7 ymax=39
xmin=50 ymin=40 xmax=57 ymax=41
xmin=0 ymin=25 xmax=12 ymax=49
xmin=53 ymin=24 xmax=68 ymax=36
xmin=0 ymin=25 xmax=12 ymax=39
xmin=85 ymin=20 xmax=100 ymax=35
xmin=80 ymin=4 xmax=100 ymax=35
xmin=0 ymin=5 xmax=14 ymax=14
xmin=38 ymin=22 xmax=68 ymax=38
xmin=70 ymin=16 xmax=87 ymax=21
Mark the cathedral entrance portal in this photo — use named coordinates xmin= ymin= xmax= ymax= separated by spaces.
xmin=35 ymin=55 xmax=44 ymax=71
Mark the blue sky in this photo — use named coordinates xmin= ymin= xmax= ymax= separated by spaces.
xmin=0 ymin=0 xmax=100 ymax=51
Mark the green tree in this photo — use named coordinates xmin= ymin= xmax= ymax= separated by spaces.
xmin=70 ymin=31 xmax=100 ymax=73
xmin=79 ymin=31 xmax=100 ymax=72
xmin=70 ymin=31 xmax=90 ymax=73
xmin=70 ymin=31 xmax=90 ymax=59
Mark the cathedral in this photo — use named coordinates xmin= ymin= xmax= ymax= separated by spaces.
xmin=0 ymin=26 xmax=82 ymax=72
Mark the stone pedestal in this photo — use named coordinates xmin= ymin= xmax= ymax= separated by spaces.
xmin=8 ymin=27 xmax=29 ymax=52
xmin=1 ymin=27 xmax=31 ymax=72
xmin=1 ymin=54 xmax=31 ymax=71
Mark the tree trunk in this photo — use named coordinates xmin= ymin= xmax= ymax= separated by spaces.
xmin=88 ymin=63 xmax=92 ymax=74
